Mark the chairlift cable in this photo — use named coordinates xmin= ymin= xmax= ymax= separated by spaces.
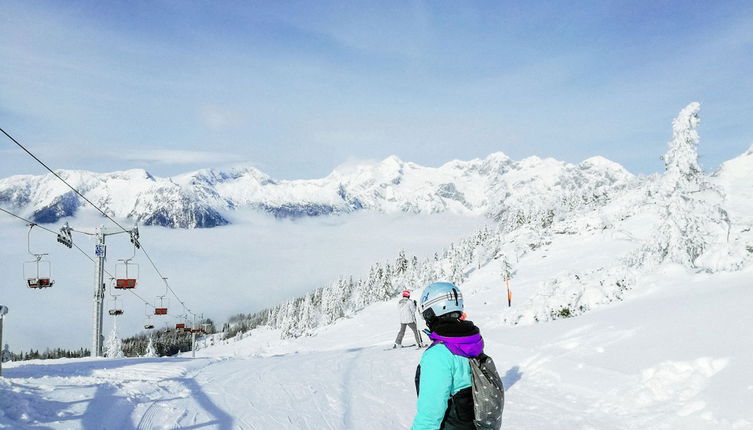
xmin=0 ymin=127 xmax=130 ymax=233
xmin=0 ymin=206 xmax=156 ymax=308
xmin=0 ymin=207 xmax=57 ymax=234
xmin=1 ymin=127 xmax=199 ymax=320
xmin=141 ymin=247 xmax=193 ymax=316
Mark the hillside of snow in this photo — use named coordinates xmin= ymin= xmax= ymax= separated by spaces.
xmin=0 ymin=153 xmax=634 ymax=227
xmin=713 ymin=144 xmax=753 ymax=226
xmin=2 ymin=225 xmax=751 ymax=429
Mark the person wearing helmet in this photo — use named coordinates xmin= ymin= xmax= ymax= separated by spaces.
xmin=411 ymin=282 xmax=483 ymax=430
xmin=394 ymin=290 xmax=424 ymax=349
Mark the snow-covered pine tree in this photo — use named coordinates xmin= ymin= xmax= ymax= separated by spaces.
xmin=144 ymin=337 xmax=157 ymax=358
xmin=105 ymin=323 xmax=124 ymax=359
xmin=1 ymin=343 xmax=11 ymax=362
xmin=635 ymin=102 xmax=733 ymax=269
xmin=396 ymin=250 xmax=408 ymax=275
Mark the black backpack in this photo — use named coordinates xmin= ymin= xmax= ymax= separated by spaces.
xmin=469 ymin=353 xmax=505 ymax=430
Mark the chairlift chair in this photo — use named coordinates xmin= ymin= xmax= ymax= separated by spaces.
xmin=143 ymin=306 xmax=155 ymax=329
xmin=107 ymin=295 xmax=124 ymax=316
xmin=154 ymin=295 xmax=169 ymax=316
xmin=24 ymin=224 xmax=54 ymax=289
xmin=24 ymin=260 xmax=54 ymax=288
xmin=115 ymin=248 xmax=139 ymax=289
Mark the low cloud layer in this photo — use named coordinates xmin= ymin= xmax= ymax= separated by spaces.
xmin=0 ymin=211 xmax=485 ymax=351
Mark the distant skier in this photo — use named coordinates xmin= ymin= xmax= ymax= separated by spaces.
xmin=411 ymin=282 xmax=503 ymax=430
xmin=394 ymin=290 xmax=424 ymax=349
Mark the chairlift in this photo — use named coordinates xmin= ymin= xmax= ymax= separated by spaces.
xmin=24 ymin=224 xmax=54 ymax=289
xmin=143 ymin=306 xmax=155 ymax=329
xmin=108 ymin=295 xmax=124 ymax=316
xmin=154 ymin=295 xmax=168 ymax=316
xmin=115 ymin=244 xmax=139 ymax=289
xmin=176 ymin=309 xmax=189 ymax=331
xmin=56 ymin=222 xmax=73 ymax=248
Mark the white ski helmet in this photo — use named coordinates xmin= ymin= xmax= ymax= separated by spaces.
xmin=419 ymin=282 xmax=464 ymax=321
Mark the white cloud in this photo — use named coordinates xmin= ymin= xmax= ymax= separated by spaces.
xmin=112 ymin=149 xmax=239 ymax=165
xmin=199 ymin=106 xmax=244 ymax=131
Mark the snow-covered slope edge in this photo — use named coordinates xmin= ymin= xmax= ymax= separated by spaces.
xmin=0 ymin=153 xmax=634 ymax=228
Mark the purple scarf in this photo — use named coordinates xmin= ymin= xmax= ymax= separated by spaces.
xmin=428 ymin=332 xmax=484 ymax=358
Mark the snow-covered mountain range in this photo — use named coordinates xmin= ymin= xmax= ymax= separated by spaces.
xmin=0 ymin=153 xmax=634 ymax=228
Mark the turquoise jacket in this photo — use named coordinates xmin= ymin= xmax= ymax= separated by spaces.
xmin=410 ymin=344 xmax=473 ymax=429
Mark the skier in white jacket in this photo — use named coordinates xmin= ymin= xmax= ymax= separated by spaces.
xmin=394 ymin=290 xmax=424 ymax=348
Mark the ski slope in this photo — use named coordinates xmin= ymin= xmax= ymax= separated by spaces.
xmin=2 ymin=236 xmax=751 ymax=429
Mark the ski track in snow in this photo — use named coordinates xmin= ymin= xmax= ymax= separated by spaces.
xmin=3 ymin=256 xmax=753 ymax=430
xmin=3 ymin=307 xmax=751 ymax=430
xmin=3 ymin=266 xmax=752 ymax=429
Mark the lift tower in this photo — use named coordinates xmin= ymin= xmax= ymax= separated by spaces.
xmin=92 ymin=225 xmax=139 ymax=357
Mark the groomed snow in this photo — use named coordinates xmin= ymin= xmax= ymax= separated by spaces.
xmin=2 ymin=229 xmax=751 ymax=429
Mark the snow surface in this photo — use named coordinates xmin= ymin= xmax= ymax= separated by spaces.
xmin=2 ymin=218 xmax=751 ymax=429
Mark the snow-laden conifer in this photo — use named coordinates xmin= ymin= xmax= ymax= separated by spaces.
xmin=105 ymin=323 xmax=124 ymax=359
xmin=631 ymin=102 xmax=743 ymax=270
xmin=143 ymin=337 xmax=157 ymax=358
xmin=1 ymin=343 xmax=11 ymax=363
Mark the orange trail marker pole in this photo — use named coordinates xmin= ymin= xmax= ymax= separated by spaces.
xmin=505 ymin=276 xmax=512 ymax=307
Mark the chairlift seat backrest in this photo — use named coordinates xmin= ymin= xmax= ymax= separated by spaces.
xmin=154 ymin=308 xmax=168 ymax=315
xmin=115 ymin=279 xmax=137 ymax=289
xmin=109 ymin=309 xmax=124 ymax=316
xmin=27 ymin=278 xmax=53 ymax=288
xmin=176 ymin=323 xmax=185 ymax=329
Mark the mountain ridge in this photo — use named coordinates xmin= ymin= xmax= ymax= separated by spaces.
xmin=0 ymin=152 xmax=635 ymax=228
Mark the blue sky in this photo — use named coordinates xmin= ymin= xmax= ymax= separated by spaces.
xmin=1 ymin=0 xmax=752 ymax=179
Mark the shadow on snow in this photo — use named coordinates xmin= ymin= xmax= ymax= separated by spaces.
xmin=1 ymin=357 xmax=234 ymax=429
